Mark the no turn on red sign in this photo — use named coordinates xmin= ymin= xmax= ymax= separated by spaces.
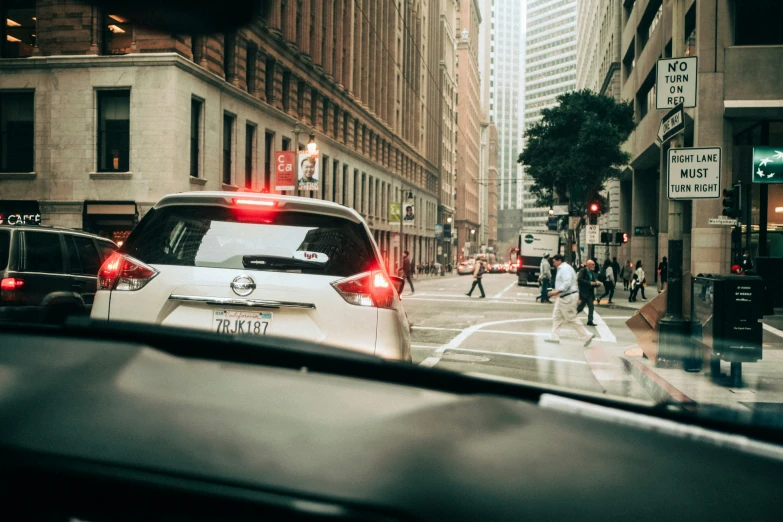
xmin=656 ymin=56 xmax=697 ymax=109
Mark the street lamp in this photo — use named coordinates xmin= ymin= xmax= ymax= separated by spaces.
xmin=470 ymin=228 xmax=475 ymax=256
xmin=306 ymin=134 xmax=317 ymax=154
xmin=400 ymin=188 xmax=414 ymax=272
xmin=447 ymin=217 xmax=452 ymax=223
xmin=548 ymin=208 xmax=555 ymax=216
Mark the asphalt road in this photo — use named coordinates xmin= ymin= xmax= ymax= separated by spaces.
xmin=402 ymin=272 xmax=654 ymax=402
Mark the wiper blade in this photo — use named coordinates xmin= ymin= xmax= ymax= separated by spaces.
xmin=242 ymin=255 xmax=322 ymax=271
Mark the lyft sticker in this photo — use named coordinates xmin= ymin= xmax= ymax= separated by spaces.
xmin=293 ymin=251 xmax=329 ymax=263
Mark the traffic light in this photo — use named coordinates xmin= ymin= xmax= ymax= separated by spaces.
xmin=722 ymin=183 xmax=741 ymax=219
xmin=588 ymin=201 xmax=601 ymax=225
xmin=589 ymin=203 xmax=600 ymax=213
xmin=600 ymin=232 xmax=611 ymax=243
xmin=615 ymin=231 xmax=629 ymax=244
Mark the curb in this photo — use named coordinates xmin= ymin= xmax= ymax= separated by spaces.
xmin=622 ymin=357 xmax=695 ymax=405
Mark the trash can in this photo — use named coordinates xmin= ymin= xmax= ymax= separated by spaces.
xmin=691 ymin=274 xmax=763 ymax=386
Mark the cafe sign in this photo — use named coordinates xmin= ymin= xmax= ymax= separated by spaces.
xmin=0 ymin=200 xmax=41 ymax=225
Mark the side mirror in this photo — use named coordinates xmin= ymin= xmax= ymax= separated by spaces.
xmin=390 ymin=276 xmax=405 ymax=295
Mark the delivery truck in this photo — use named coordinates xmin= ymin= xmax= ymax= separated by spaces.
xmin=511 ymin=230 xmax=560 ymax=286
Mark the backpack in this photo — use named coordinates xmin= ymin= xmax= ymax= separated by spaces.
xmin=478 ymin=263 xmax=486 ymax=276
xmin=597 ymin=266 xmax=606 ymax=283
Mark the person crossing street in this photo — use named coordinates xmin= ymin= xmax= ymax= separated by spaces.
xmin=546 ymin=255 xmax=595 ymax=347
xmin=536 ymin=253 xmax=553 ymax=303
xmin=466 ymin=259 xmax=487 ymax=298
xmin=401 ymin=251 xmax=414 ymax=295
xmin=577 ymin=259 xmax=601 ymax=326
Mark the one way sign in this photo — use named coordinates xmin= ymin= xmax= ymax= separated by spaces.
xmin=657 ymin=103 xmax=684 ymax=144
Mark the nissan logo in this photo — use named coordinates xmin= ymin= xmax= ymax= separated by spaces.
xmin=230 ymin=275 xmax=256 ymax=297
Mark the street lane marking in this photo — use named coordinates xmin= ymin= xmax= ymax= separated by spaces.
xmin=493 ymin=281 xmax=518 ymax=298
xmin=763 ymin=323 xmax=783 ymax=339
xmin=590 ymin=310 xmax=616 ymax=343
xmin=412 ymin=326 xmax=465 ymax=332
xmin=446 ymin=347 xmax=589 ymax=365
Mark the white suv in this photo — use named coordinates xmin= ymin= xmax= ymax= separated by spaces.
xmin=91 ymin=193 xmax=411 ymax=361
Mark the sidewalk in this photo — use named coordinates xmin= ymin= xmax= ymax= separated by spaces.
xmin=594 ymin=283 xmax=661 ymax=311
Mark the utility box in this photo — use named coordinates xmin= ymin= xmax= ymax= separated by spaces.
xmin=691 ymin=274 xmax=763 ymax=385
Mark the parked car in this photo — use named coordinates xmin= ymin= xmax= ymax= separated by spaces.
xmin=91 ymin=192 xmax=411 ymax=361
xmin=0 ymin=224 xmax=117 ymax=324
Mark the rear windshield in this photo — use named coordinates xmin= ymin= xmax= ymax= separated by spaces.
xmin=0 ymin=230 xmax=9 ymax=270
xmin=123 ymin=206 xmax=379 ymax=278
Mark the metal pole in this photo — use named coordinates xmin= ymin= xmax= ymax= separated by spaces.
xmin=399 ymin=186 xmax=404 ymax=272
xmin=292 ymin=124 xmax=300 ymax=198
xmin=660 ymin=0 xmax=689 ymax=364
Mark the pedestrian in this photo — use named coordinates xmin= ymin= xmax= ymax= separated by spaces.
xmin=635 ymin=260 xmax=646 ymax=300
xmin=658 ymin=256 xmax=668 ymax=291
xmin=466 ymin=259 xmax=487 ymax=298
xmin=621 ymin=260 xmax=634 ymax=290
xmin=576 ymin=259 xmax=601 ymax=326
xmin=737 ymin=249 xmax=753 ymax=273
xmin=612 ymin=257 xmax=621 ymax=287
xmin=545 ymin=255 xmax=595 ymax=347
xmin=536 ymin=253 xmax=553 ymax=303
xmin=629 ymin=274 xmax=640 ymax=302
xmin=598 ymin=259 xmax=615 ymax=304
xmin=402 ymin=251 xmax=414 ymax=295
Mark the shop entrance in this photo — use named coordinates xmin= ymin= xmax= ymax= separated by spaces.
xmin=82 ymin=201 xmax=137 ymax=247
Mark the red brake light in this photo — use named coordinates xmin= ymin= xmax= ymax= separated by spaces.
xmin=0 ymin=277 xmax=24 ymax=291
xmin=98 ymin=252 xmax=158 ymax=291
xmin=232 ymin=198 xmax=277 ymax=207
xmin=332 ymin=271 xmax=397 ymax=309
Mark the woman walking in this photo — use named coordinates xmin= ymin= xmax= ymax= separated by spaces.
xmin=635 ymin=260 xmax=647 ymax=300
xmin=598 ymin=259 xmax=615 ymax=304
xmin=621 ymin=260 xmax=634 ymax=290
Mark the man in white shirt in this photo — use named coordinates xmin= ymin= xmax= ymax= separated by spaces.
xmin=546 ymin=254 xmax=595 ymax=347
xmin=538 ymin=253 xmax=553 ymax=303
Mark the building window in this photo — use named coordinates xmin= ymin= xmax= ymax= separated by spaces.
xmin=310 ymin=88 xmax=318 ymax=128
xmin=246 ymin=43 xmax=258 ymax=92
xmin=321 ymin=155 xmax=329 ymax=198
xmin=2 ymin=1 xmax=35 ymax=58
xmin=265 ymin=57 xmax=276 ymax=102
xmin=223 ymin=113 xmax=235 ymax=185
xmin=190 ymin=98 xmax=202 ymax=178
xmin=282 ymin=137 xmax=291 ymax=151
xmin=282 ymin=71 xmax=291 ymax=112
xmin=353 ymin=169 xmax=359 ymax=209
xmin=103 ymin=13 xmax=132 ymax=55
xmin=342 ymin=164 xmax=348 ymax=205
xmin=264 ymin=131 xmax=275 ymax=192
xmin=0 ymin=91 xmax=34 ymax=173
xmin=223 ymin=32 xmax=236 ymax=81
xmin=735 ymin=1 xmax=783 ymax=45
xmin=323 ymin=98 xmax=330 ymax=133
xmin=97 ymin=90 xmax=130 ymax=172
xmin=332 ymin=159 xmax=339 ymax=202
xmin=245 ymin=123 xmax=256 ymax=189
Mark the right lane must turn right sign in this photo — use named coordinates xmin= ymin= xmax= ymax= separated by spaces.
xmin=668 ymin=147 xmax=722 ymax=200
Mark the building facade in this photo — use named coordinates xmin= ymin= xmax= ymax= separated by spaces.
xmin=616 ymin=0 xmax=783 ymax=309
xmin=0 ymin=0 xmax=443 ymax=272
xmin=576 ymin=0 xmax=623 ymax=261
xmin=483 ymin=0 xmax=525 ymax=244
xmin=454 ymin=0 xmax=482 ymax=259
xmin=438 ymin=0 xmax=458 ymax=266
xmin=522 ymin=0 xmax=577 ymax=230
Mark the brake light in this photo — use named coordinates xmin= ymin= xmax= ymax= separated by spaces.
xmin=232 ymin=198 xmax=277 ymax=207
xmin=332 ymin=270 xmax=398 ymax=309
xmin=98 ymin=252 xmax=158 ymax=291
xmin=0 ymin=277 xmax=24 ymax=291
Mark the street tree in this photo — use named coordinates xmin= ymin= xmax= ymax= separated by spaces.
xmin=518 ymin=89 xmax=635 ymax=264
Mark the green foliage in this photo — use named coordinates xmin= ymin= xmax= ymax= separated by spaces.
xmin=518 ymin=89 xmax=635 ymax=215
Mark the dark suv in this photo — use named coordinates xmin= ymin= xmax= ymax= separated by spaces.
xmin=0 ymin=225 xmax=117 ymax=324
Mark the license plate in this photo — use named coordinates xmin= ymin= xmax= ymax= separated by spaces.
xmin=213 ymin=310 xmax=272 ymax=335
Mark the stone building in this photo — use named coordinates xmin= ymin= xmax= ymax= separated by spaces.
xmin=0 ymin=0 xmax=445 ymax=270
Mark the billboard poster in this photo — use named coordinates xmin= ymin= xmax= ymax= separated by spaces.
xmin=274 ymin=151 xmax=295 ymax=191
xmin=298 ymin=150 xmax=320 ymax=191
xmin=389 ymin=202 xmax=401 ymax=225
xmin=403 ymin=198 xmax=415 ymax=226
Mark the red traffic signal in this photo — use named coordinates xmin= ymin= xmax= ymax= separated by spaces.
xmin=589 ymin=203 xmax=600 ymax=213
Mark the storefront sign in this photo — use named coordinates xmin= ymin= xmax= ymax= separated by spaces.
xmin=667 ymin=147 xmax=721 ymax=199
xmin=0 ymin=200 xmax=41 ymax=225
xmin=752 ymin=147 xmax=783 ymax=183
xmin=274 ymin=151 xmax=296 ymax=191
xmin=656 ymin=57 xmax=697 ymax=109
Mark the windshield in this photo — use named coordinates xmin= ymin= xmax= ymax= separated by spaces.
xmin=123 ymin=206 xmax=378 ymax=277
xmin=2 ymin=0 xmax=783 ymax=437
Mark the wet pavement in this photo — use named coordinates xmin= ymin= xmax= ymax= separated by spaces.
xmin=403 ymin=272 xmax=783 ymax=412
